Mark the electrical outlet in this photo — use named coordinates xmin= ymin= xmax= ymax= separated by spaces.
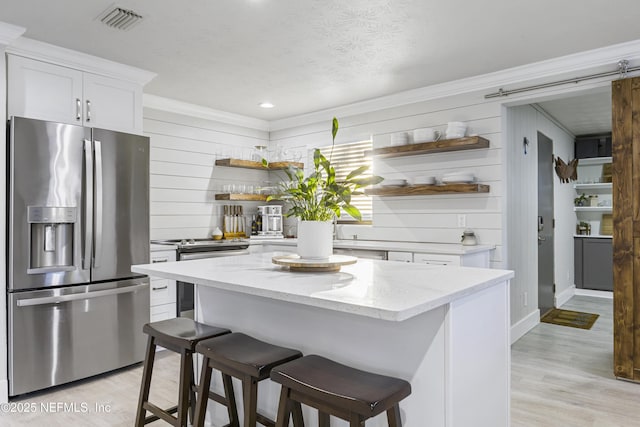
xmin=457 ymin=214 xmax=466 ymax=228
xmin=523 ymin=291 xmax=528 ymax=307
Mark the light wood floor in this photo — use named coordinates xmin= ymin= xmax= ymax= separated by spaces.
xmin=2 ymin=296 xmax=639 ymax=426
xmin=512 ymin=295 xmax=640 ymax=426
xmin=0 ymin=350 xmax=180 ymax=426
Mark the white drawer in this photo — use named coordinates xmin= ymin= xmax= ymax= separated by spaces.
xmin=413 ymin=253 xmax=460 ymax=266
xmin=150 ymin=278 xmax=176 ymax=306
xmin=387 ymin=251 xmax=413 ymax=262
xmin=150 ymin=303 xmax=176 ymax=322
xmin=150 ymin=250 xmax=175 ymax=263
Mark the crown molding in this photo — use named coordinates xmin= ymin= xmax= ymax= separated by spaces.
xmin=269 ymin=38 xmax=640 ymax=131
xmin=6 ymin=37 xmax=156 ymax=86
xmin=0 ymin=22 xmax=25 ymax=46
xmin=143 ymin=94 xmax=270 ymax=132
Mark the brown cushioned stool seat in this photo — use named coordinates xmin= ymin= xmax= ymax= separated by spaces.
xmin=270 ymin=355 xmax=412 ymax=427
xmin=135 ymin=318 xmax=231 ymax=427
xmin=193 ymin=332 xmax=303 ymax=427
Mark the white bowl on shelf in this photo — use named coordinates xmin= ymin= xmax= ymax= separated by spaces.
xmin=442 ymin=172 xmax=475 ymax=183
xmin=412 ymin=176 xmax=436 ymax=185
xmin=413 ymin=128 xmax=441 ymax=143
xmin=445 ymin=121 xmax=467 ymax=139
xmin=381 ymin=179 xmax=408 ymax=187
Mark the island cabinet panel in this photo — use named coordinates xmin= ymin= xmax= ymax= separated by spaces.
xmin=194 ymin=283 xmax=509 ymax=427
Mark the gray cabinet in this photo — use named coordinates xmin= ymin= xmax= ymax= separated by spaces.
xmin=574 ymin=237 xmax=613 ymax=291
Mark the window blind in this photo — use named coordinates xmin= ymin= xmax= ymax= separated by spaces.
xmin=319 ymin=140 xmax=374 ymax=222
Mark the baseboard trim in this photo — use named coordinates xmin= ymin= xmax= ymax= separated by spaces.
xmin=555 ymin=285 xmax=576 ymax=307
xmin=0 ymin=379 xmax=8 ymax=403
xmin=575 ymin=289 xmax=613 ymax=299
xmin=510 ymin=309 xmax=540 ymax=344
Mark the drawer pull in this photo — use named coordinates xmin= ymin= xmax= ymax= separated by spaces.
xmin=152 ymin=259 xmax=168 ymax=263
xmin=152 ymin=285 xmax=168 ymax=291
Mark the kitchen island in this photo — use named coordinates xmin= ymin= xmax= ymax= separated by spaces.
xmin=132 ymin=252 xmax=513 ymax=427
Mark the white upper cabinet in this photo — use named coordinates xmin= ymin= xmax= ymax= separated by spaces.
xmin=82 ymin=72 xmax=141 ymax=133
xmin=8 ymin=55 xmax=83 ymax=124
xmin=8 ymin=54 xmax=144 ymax=134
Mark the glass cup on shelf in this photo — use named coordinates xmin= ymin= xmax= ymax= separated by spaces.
xmin=253 ymin=145 xmax=267 ymax=163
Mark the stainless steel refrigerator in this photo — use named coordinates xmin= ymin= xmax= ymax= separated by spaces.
xmin=7 ymin=116 xmax=150 ymax=396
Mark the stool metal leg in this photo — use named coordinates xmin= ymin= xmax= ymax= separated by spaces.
xmin=318 ymin=411 xmax=330 ymax=427
xmin=387 ymin=404 xmax=402 ymax=427
xmin=135 ymin=336 xmax=156 ymax=427
xmin=194 ymin=357 xmax=213 ymax=427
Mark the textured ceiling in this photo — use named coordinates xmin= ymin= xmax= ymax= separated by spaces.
xmin=537 ymin=90 xmax=612 ymax=136
xmin=1 ymin=0 xmax=640 ymax=120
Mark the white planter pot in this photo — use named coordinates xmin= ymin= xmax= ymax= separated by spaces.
xmin=297 ymin=220 xmax=333 ymax=260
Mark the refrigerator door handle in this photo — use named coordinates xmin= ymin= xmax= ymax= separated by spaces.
xmin=94 ymin=139 xmax=103 ymax=268
xmin=15 ymin=283 xmax=148 ymax=307
xmin=83 ymin=139 xmax=94 ymax=270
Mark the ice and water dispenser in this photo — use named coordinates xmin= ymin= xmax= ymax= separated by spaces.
xmin=27 ymin=206 xmax=77 ymax=274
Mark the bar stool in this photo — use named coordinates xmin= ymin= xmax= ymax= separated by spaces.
xmin=193 ymin=332 xmax=304 ymax=427
xmin=134 ymin=317 xmax=231 ymax=427
xmin=270 ymin=355 xmax=412 ymax=427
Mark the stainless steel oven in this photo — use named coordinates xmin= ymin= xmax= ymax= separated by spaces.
xmin=151 ymin=239 xmax=249 ymax=318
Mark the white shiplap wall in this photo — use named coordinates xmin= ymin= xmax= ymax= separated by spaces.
xmin=505 ymin=104 xmax=575 ymax=328
xmin=143 ymin=108 xmax=271 ymax=240
xmin=270 ymin=91 xmax=505 ymax=268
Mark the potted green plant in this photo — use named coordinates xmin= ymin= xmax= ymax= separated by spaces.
xmin=267 ymin=117 xmax=383 ymax=259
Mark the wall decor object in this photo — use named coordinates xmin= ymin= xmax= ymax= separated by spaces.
xmin=554 ymin=156 xmax=578 ymax=183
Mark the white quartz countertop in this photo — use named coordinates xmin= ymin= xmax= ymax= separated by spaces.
xmin=250 ymin=238 xmax=495 ymax=255
xmin=132 ymin=252 xmax=513 ymax=321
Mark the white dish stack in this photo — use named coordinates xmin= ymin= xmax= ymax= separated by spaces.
xmin=390 ymin=132 xmax=409 ymax=146
xmin=442 ymin=171 xmax=475 ymax=184
xmin=412 ymin=176 xmax=436 ymax=185
xmin=413 ymin=128 xmax=441 ymax=143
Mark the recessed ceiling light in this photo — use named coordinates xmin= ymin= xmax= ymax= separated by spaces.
xmin=259 ymin=102 xmax=274 ymax=109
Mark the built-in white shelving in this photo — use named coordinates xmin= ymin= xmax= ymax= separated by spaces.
xmin=574 ymin=183 xmax=612 ymax=191
xmin=574 ymin=206 xmax=612 ymax=213
xmin=577 ymin=156 xmax=612 ymax=166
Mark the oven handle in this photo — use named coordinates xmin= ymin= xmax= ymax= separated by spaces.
xmin=179 ymin=249 xmax=249 ymax=261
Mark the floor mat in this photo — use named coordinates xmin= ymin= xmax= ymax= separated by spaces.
xmin=540 ymin=308 xmax=599 ymax=330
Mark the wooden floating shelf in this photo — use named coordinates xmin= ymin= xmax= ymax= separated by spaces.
xmin=365 ymin=183 xmax=490 ymax=196
xmin=371 ymin=136 xmax=490 ymax=158
xmin=215 ymin=158 xmax=303 ymax=170
xmin=268 ymin=161 xmax=304 ymax=170
xmin=214 ymin=193 xmax=268 ymax=201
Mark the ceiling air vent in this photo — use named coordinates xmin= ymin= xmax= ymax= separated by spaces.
xmin=97 ymin=5 xmax=144 ymax=31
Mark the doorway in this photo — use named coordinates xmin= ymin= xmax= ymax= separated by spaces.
xmin=537 ymin=132 xmax=555 ymax=316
